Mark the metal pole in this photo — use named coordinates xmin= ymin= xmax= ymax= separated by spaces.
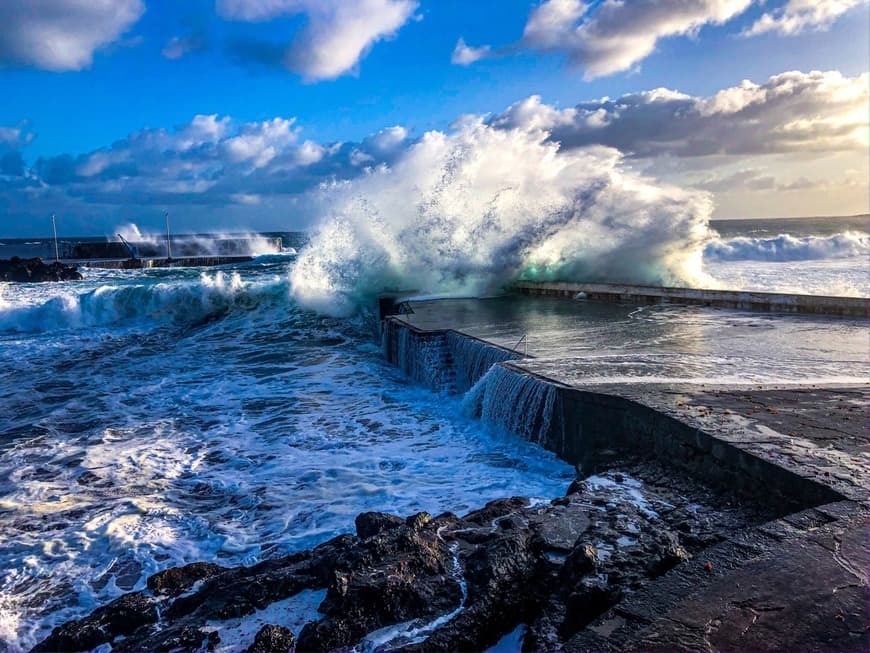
xmin=51 ymin=214 xmax=59 ymax=262
xmin=164 ymin=211 xmax=172 ymax=260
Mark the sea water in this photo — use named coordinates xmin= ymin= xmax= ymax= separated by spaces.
xmin=0 ymin=256 xmax=577 ymax=651
xmin=0 ymin=216 xmax=867 ymax=651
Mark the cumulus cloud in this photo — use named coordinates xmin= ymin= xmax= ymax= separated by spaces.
xmin=490 ymin=70 xmax=869 ymax=157
xmin=5 ymin=112 xmax=412 ymax=213
xmin=451 ymin=38 xmax=491 ymax=65
xmin=0 ymin=0 xmax=144 ymax=71
xmin=217 ymin=0 xmax=418 ymax=80
xmin=0 ymin=124 xmax=35 ymax=150
xmin=162 ymin=33 xmax=208 ymax=60
xmin=2 ymin=69 xmax=866 ymax=230
xmin=744 ymin=0 xmax=868 ymax=36
xmin=455 ymin=0 xmax=752 ymax=78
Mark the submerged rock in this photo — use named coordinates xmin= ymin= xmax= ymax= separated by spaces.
xmin=0 ymin=257 xmax=83 ymax=282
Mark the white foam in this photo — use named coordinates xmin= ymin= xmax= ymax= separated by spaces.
xmin=0 ymin=259 xmax=573 ymax=651
xmin=290 ymin=120 xmax=713 ymax=316
xmin=205 ymin=589 xmax=326 ymax=653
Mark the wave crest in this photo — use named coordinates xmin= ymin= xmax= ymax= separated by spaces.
xmin=290 ymin=120 xmax=714 ymax=316
xmin=0 ymin=272 xmax=287 ymax=333
xmin=705 ymin=231 xmax=870 ymax=262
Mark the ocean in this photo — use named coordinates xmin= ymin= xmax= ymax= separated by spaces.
xmin=0 ymin=215 xmax=867 ymax=651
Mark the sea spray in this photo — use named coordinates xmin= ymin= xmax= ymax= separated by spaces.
xmin=290 ymin=120 xmax=713 ymax=316
xmin=115 ymin=223 xmax=282 ymax=257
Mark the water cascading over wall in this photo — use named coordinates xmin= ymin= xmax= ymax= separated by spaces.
xmin=381 ymin=319 xmax=844 ymax=512
xmin=446 ymin=331 xmax=518 ymax=393
xmin=382 ymin=318 xmax=560 ymax=444
xmin=382 ymin=318 xmax=521 ymax=393
xmin=461 ymin=365 xmax=559 ymax=444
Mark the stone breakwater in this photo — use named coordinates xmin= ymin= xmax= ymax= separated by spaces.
xmin=0 ymin=257 xmax=83 ymax=282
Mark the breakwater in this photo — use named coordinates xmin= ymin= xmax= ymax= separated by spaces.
xmin=381 ymin=319 xmax=520 ymax=393
xmin=513 ymin=280 xmax=870 ymax=317
xmin=382 ymin=315 xmax=861 ymax=513
xmin=380 ymin=311 xmax=869 ymax=651
xmin=78 ymin=255 xmax=255 ymax=269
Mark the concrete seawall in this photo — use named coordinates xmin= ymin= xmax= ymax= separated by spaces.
xmin=76 ymin=255 xmax=254 ymax=269
xmin=382 ymin=316 xmax=859 ymax=512
xmin=381 ymin=311 xmax=869 ymax=652
xmin=513 ymin=280 xmax=870 ymax=317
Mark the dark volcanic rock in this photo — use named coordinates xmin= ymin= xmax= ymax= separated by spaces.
xmin=355 ymin=511 xmax=404 ymax=539
xmin=33 ymin=468 xmax=774 ymax=653
xmin=32 ymin=592 xmax=157 ymax=652
xmin=147 ymin=561 xmax=225 ymax=597
xmin=246 ymin=625 xmax=296 ymax=653
xmin=296 ymin=512 xmax=463 ymax=651
xmin=0 ymin=257 xmax=83 ymax=282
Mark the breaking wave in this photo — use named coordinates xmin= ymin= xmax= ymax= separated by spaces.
xmin=0 ymin=271 xmax=288 ymax=333
xmin=290 ymin=120 xmax=713 ymax=316
xmin=705 ymin=231 xmax=870 ymax=262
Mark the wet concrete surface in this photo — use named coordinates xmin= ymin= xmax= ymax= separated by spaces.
xmin=393 ymin=294 xmax=870 ymax=651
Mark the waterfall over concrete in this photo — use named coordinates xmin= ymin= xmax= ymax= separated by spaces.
xmin=382 ymin=319 xmax=520 ymax=394
xmin=383 ymin=319 xmax=552 ymax=441
xmin=446 ymin=332 xmax=518 ymax=393
xmin=462 ymin=365 xmax=558 ymax=445
xmin=381 ymin=320 xmax=452 ymax=391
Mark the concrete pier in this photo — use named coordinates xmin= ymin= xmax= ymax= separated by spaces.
xmin=76 ymin=255 xmax=254 ymax=269
xmin=513 ymin=280 xmax=870 ymax=317
xmin=70 ymin=237 xmax=282 ymax=259
xmin=381 ymin=296 xmax=869 ymax=652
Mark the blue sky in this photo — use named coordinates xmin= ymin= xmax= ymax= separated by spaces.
xmin=0 ymin=0 xmax=867 ymax=235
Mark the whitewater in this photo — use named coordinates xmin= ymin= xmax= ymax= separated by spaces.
xmin=0 ymin=257 xmax=581 ymax=650
xmin=1 ymin=222 xmax=866 ymax=649
xmin=0 ymin=122 xmax=866 ymax=650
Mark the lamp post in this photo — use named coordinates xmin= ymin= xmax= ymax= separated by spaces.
xmin=164 ymin=210 xmax=172 ymax=260
xmin=51 ymin=214 xmax=59 ymax=262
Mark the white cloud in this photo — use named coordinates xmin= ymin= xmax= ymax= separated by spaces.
xmin=451 ymin=38 xmax=491 ymax=65
xmin=4 ymin=70 xmax=866 ymax=227
xmin=527 ymin=0 xmax=752 ymax=78
xmin=217 ymin=0 xmax=418 ymax=80
xmin=744 ymin=0 xmax=868 ymax=36
xmin=362 ymin=126 xmax=408 ymax=153
xmin=0 ymin=0 xmax=145 ymax=71
xmin=456 ymin=0 xmax=753 ymax=78
xmin=222 ymin=118 xmax=299 ymax=168
xmin=161 ymin=33 xmax=208 ymax=61
xmin=0 ymin=125 xmax=35 ymax=149
xmin=491 ymin=70 xmax=869 ymax=157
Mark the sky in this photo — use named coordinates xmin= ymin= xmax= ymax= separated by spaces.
xmin=0 ymin=0 xmax=867 ymax=237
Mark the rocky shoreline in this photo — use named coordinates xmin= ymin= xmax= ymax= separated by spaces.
xmin=0 ymin=257 xmax=83 ymax=282
xmin=33 ymin=463 xmax=773 ymax=653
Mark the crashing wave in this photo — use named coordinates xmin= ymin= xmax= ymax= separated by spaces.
xmin=290 ymin=119 xmax=713 ymax=316
xmin=705 ymin=231 xmax=870 ymax=262
xmin=0 ymin=272 xmax=288 ymax=333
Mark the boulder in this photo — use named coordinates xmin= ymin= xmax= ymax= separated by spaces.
xmin=0 ymin=257 xmax=83 ymax=282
